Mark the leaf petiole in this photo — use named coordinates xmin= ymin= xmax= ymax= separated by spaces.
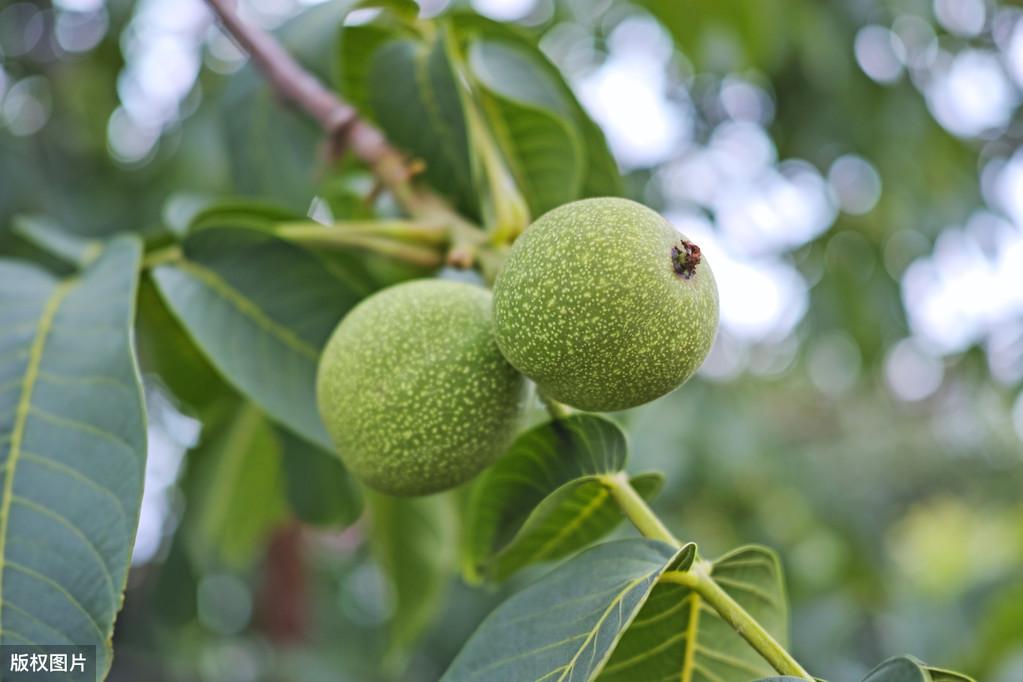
xmin=602 ymin=471 xmax=681 ymax=546
xmin=276 ymin=220 xmax=450 ymax=245
xmin=603 ymin=471 xmax=814 ymax=681
xmin=275 ymin=223 xmax=446 ymax=267
xmin=538 ymin=393 xmax=574 ymax=421
xmin=661 ymin=565 xmax=814 ymax=680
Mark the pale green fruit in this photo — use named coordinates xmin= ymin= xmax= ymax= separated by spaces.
xmin=317 ymin=279 xmax=525 ymax=496
xmin=493 ymin=197 xmax=719 ymax=411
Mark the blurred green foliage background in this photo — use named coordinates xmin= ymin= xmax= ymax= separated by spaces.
xmin=1 ymin=0 xmax=1022 ymax=680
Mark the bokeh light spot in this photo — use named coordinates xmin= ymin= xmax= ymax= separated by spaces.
xmin=884 ymin=338 xmax=944 ymax=402
xmin=854 ymin=25 xmax=904 ymax=83
xmin=828 ymin=154 xmax=882 ymax=215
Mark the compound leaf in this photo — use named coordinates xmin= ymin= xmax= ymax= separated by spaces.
xmin=220 ymin=68 xmax=322 ymax=212
xmin=219 ymin=1 xmax=349 ymax=210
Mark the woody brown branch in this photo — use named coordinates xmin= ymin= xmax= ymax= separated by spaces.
xmin=204 ymin=0 xmax=486 ymax=261
xmin=205 ymin=0 xmax=421 ymax=209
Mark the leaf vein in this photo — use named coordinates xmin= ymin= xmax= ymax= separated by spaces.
xmin=0 ymin=279 xmax=73 ymax=641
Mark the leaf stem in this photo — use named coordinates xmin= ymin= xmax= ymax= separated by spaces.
xmin=142 ymin=245 xmax=182 ymax=268
xmin=276 ymin=225 xmax=445 ymax=267
xmin=277 ymin=220 xmax=450 ymax=245
xmin=602 ymin=472 xmax=681 ymax=546
xmin=539 ymin=393 xmax=573 ymax=421
xmin=661 ymin=565 xmax=813 ymax=680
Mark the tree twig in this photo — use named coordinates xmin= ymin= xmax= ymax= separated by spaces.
xmin=207 ymin=0 xmax=355 ymax=134
xmin=204 ymin=0 xmax=477 ymax=238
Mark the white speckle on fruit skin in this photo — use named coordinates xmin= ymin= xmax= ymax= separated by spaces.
xmin=316 ymin=280 xmax=525 ymax=496
xmin=493 ymin=197 xmax=720 ymax=411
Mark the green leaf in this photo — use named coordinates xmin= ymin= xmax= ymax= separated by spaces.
xmin=367 ymin=490 xmax=458 ymax=672
xmin=188 ymin=199 xmax=304 ymax=233
xmin=0 ymin=237 xmax=146 ymax=678
xmin=280 ymin=0 xmax=361 ymax=74
xmin=442 ymin=539 xmax=696 ymax=682
xmin=599 ymin=545 xmax=789 ymax=682
xmin=136 ymin=277 xmax=231 ymax=413
xmin=220 ymin=68 xmax=323 ymax=212
xmin=926 ymin=670 xmax=975 ymax=682
xmin=465 ymin=415 xmax=660 ymax=582
xmin=353 ymin=0 xmax=419 ymax=20
xmin=366 ymin=35 xmax=479 ymax=219
xmin=451 ymin=14 xmax=621 ymax=198
xmin=637 ymin=0 xmax=794 ymax=73
xmin=338 ymin=18 xmax=479 ymax=218
xmin=278 ymin=426 xmax=362 ymax=528
xmin=11 ymin=215 xmax=101 ymax=268
xmin=862 ymin=657 xmax=976 ymax=682
xmin=184 ymin=199 xmax=376 ymax=297
xmin=188 ymin=403 xmax=287 ymax=569
xmin=491 ymin=472 xmax=663 ymax=582
xmin=863 ymin=657 xmax=930 ymax=682
xmin=336 ymin=22 xmax=401 ymax=114
xmin=151 ymin=227 xmax=364 ymax=449
xmin=147 ymin=532 xmax=199 ymax=627
xmin=467 ymin=39 xmax=584 ymax=216
xmin=217 ymin=1 xmax=352 ymax=209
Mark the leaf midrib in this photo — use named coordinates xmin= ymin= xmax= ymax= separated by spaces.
xmin=680 ymin=592 xmax=700 ymax=682
xmin=167 ymin=260 xmax=319 ymax=361
xmin=526 ymin=482 xmax=609 ymax=565
xmin=0 ymin=278 xmax=74 ymax=641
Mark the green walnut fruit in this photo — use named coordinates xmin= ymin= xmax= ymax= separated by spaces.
xmin=317 ymin=279 xmax=525 ymax=496
xmin=493 ymin=197 xmax=719 ymax=411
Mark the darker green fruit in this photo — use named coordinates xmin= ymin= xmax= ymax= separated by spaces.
xmin=317 ymin=279 xmax=525 ymax=496
xmin=493 ymin=197 xmax=719 ymax=411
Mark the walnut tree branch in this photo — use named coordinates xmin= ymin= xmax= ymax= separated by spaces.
xmin=204 ymin=0 xmax=483 ymax=252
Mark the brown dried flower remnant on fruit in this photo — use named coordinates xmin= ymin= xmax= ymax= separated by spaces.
xmin=671 ymin=240 xmax=702 ymax=280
